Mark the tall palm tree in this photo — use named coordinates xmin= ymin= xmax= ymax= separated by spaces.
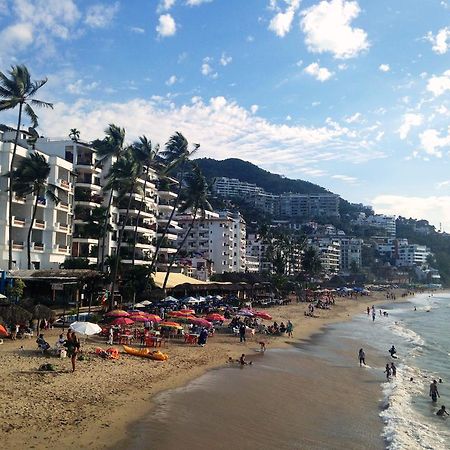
xmin=69 ymin=128 xmax=80 ymax=142
xmin=0 ymin=65 xmax=53 ymax=269
xmin=92 ymin=124 xmax=126 ymax=271
xmin=148 ymin=132 xmax=199 ymax=275
xmin=162 ymin=164 xmax=211 ymax=290
xmin=105 ymin=148 xmax=141 ymax=301
xmin=10 ymin=153 xmax=59 ymax=269
xmin=129 ymin=136 xmax=160 ymax=265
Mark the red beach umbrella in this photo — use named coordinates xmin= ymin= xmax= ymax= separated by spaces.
xmin=128 ymin=315 xmax=147 ymax=322
xmin=254 ymin=311 xmax=273 ymax=320
xmin=160 ymin=321 xmax=183 ymax=329
xmin=205 ymin=313 xmax=225 ymax=322
xmin=168 ymin=310 xmax=195 ymax=317
xmin=190 ymin=318 xmax=213 ymax=328
xmin=105 ymin=309 xmax=130 ymax=317
xmin=111 ymin=317 xmax=134 ymax=326
xmin=145 ymin=314 xmax=162 ymax=322
xmin=0 ymin=324 xmax=8 ymax=336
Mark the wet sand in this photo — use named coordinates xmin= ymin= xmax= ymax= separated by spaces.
xmin=118 ymin=326 xmax=386 ymax=450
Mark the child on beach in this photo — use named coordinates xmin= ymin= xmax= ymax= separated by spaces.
xmin=436 ymin=406 xmax=449 ymax=417
xmin=358 ymin=348 xmax=366 ymax=367
xmin=286 ymin=320 xmax=293 ymax=338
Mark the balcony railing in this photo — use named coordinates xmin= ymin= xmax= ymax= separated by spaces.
xmin=12 ymin=241 xmax=24 ymax=250
xmin=12 ymin=216 xmax=26 ymax=227
xmin=32 ymin=242 xmax=44 ymax=251
xmin=58 ymin=179 xmax=71 ymax=190
xmin=55 ymin=244 xmax=69 ymax=253
xmin=34 ymin=220 xmax=45 ymax=229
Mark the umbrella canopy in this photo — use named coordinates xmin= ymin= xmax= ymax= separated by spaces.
xmin=205 ymin=313 xmax=225 ymax=322
xmin=254 ymin=311 xmax=272 ymax=320
xmin=168 ymin=310 xmax=195 ymax=318
xmin=134 ymin=303 xmax=145 ymax=308
xmin=141 ymin=300 xmax=152 ymax=306
xmin=70 ymin=321 xmax=102 ymax=336
xmin=189 ymin=318 xmax=213 ymax=328
xmin=128 ymin=315 xmax=148 ymax=322
xmin=160 ymin=321 xmax=183 ymax=329
xmin=237 ymin=309 xmax=254 ymax=317
xmin=105 ymin=309 xmax=130 ymax=317
xmin=0 ymin=293 xmax=7 ymax=299
xmin=0 ymin=324 xmax=8 ymax=336
xmin=162 ymin=296 xmax=178 ymax=303
xmin=145 ymin=314 xmax=162 ymax=322
xmin=111 ymin=317 xmax=134 ymax=326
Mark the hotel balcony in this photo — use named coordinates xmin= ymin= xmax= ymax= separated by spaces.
xmin=75 ymin=159 xmax=102 ymax=174
xmin=12 ymin=241 xmax=24 ymax=250
xmin=58 ymin=179 xmax=73 ymax=192
xmin=34 ymin=219 xmax=46 ymax=230
xmin=56 ymin=222 xmax=70 ymax=233
xmin=13 ymin=195 xmax=26 ymax=204
xmin=32 ymin=242 xmax=45 ymax=252
xmin=157 ymin=190 xmax=177 ymax=200
xmin=12 ymin=216 xmax=26 ymax=228
xmin=56 ymin=202 xmax=72 ymax=213
xmin=54 ymin=244 xmax=70 ymax=254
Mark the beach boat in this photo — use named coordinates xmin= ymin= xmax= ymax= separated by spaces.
xmin=123 ymin=345 xmax=168 ymax=361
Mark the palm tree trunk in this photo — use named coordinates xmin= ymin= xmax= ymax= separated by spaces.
xmin=162 ymin=209 xmax=198 ymax=290
xmin=132 ymin=168 xmax=148 ymax=265
xmin=99 ymin=189 xmax=114 ymax=272
xmin=110 ymin=181 xmax=136 ymax=305
xmin=8 ymin=102 xmax=23 ymax=270
xmin=147 ymin=165 xmax=186 ymax=277
xmin=27 ymin=192 xmax=39 ymax=270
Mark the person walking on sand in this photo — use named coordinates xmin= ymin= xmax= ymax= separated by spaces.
xmin=384 ymin=363 xmax=391 ymax=380
xmin=367 ymin=306 xmax=370 ymax=316
xmin=239 ymin=323 xmax=246 ymax=343
xmin=358 ymin=348 xmax=366 ymax=366
xmin=430 ymin=380 xmax=440 ymax=403
xmin=286 ymin=320 xmax=293 ymax=338
xmin=390 ymin=362 xmax=397 ymax=377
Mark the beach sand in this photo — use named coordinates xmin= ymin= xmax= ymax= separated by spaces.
xmin=0 ymin=292 xmax=398 ymax=449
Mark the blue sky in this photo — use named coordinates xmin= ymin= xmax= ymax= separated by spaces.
xmin=1 ymin=0 xmax=450 ymax=228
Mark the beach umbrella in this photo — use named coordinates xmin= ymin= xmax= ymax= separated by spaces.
xmin=70 ymin=321 xmax=102 ymax=336
xmin=111 ymin=317 xmax=134 ymax=326
xmin=205 ymin=313 xmax=225 ymax=322
xmin=0 ymin=293 xmax=7 ymax=299
xmin=168 ymin=310 xmax=195 ymax=318
xmin=0 ymin=324 xmax=8 ymax=336
xmin=189 ymin=318 xmax=213 ymax=328
xmin=162 ymin=296 xmax=178 ymax=303
xmin=145 ymin=314 xmax=162 ymax=322
xmin=160 ymin=321 xmax=183 ymax=329
xmin=134 ymin=303 xmax=145 ymax=308
xmin=141 ymin=300 xmax=152 ymax=306
xmin=254 ymin=311 xmax=272 ymax=320
xmin=237 ymin=309 xmax=254 ymax=317
xmin=105 ymin=309 xmax=129 ymax=317
xmin=128 ymin=315 xmax=147 ymax=323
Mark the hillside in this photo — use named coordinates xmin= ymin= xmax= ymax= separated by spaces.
xmin=195 ymin=158 xmax=329 ymax=195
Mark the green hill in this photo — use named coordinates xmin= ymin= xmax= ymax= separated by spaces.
xmin=195 ymin=158 xmax=329 ymax=195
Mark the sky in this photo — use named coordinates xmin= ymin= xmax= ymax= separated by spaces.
xmin=1 ymin=0 xmax=450 ymax=229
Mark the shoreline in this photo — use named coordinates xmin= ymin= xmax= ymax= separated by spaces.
xmin=0 ymin=290 xmax=416 ymax=449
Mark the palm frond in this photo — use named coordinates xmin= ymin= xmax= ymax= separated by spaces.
xmin=29 ymin=78 xmax=48 ymax=96
xmin=24 ymin=103 xmax=38 ymax=128
xmin=30 ymin=99 xmax=53 ymax=109
xmin=0 ymin=99 xmax=19 ymax=111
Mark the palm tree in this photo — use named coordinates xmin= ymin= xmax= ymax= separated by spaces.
xmin=162 ymin=164 xmax=211 ymax=290
xmin=10 ymin=153 xmax=59 ymax=269
xmin=69 ymin=128 xmax=80 ymax=142
xmin=0 ymin=65 xmax=53 ymax=269
xmin=92 ymin=124 xmax=126 ymax=271
xmin=129 ymin=136 xmax=160 ymax=265
xmin=148 ymin=132 xmax=199 ymax=275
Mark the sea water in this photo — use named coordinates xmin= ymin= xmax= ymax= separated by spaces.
xmin=328 ymin=292 xmax=450 ymax=449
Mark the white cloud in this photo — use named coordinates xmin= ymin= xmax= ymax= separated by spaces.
xmin=130 ymin=27 xmax=145 ymax=34
xmin=426 ymin=27 xmax=450 ymax=55
xmin=398 ymin=113 xmax=423 ymax=140
xmin=372 ymin=195 xmax=450 ymax=231
xmin=304 ymin=62 xmax=333 ymax=81
xmin=268 ymin=0 xmax=301 ymax=37
xmin=67 ymin=79 xmax=99 ymax=95
xmin=435 ymin=180 xmax=450 ymax=189
xmin=157 ymin=0 xmax=176 ymax=13
xmin=250 ymin=104 xmax=259 ymax=114
xmin=379 ymin=63 xmax=390 ymax=72
xmin=345 ymin=112 xmax=361 ymax=123
xmin=165 ymin=75 xmax=177 ymax=86
xmin=246 ymin=35 xmax=255 ymax=42
xmin=300 ymin=0 xmax=369 ymax=59
xmin=331 ymin=174 xmax=357 ymax=183
xmin=186 ymin=0 xmax=213 ymax=5
xmin=156 ymin=14 xmax=177 ymax=37
xmin=0 ymin=23 xmax=34 ymax=59
xmin=427 ymin=70 xmax=450 ymax=97
xmin=201 ymin=58 xmax=218 ymax=78
xmin=85 ymin=2 xmax=119 ymax=28
xmin=35 ymin=96 xmax=384 ymax=179
xmin=220 ymin=52 xmax=232 ymax=66
xmin=419 ymin=128 xmax=450 ymax=157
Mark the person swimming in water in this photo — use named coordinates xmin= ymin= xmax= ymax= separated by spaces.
xmin=389 ymin=345 xmax=397 ymax=357
xmin=436 ymin=405 xmax=449 ymax=417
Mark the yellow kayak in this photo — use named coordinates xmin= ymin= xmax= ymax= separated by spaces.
xmin=123 ymin=345 xmax=168 ymax=361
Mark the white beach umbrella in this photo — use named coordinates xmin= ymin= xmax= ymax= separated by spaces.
xmin=163 ymin=296 xmax=178 ymax=302
xmin=0 ymin=293 xmax=7 ymax=299
xmin=134 ymin=303 xmax=145 ymax=308
xmin=141 ymin=300 xmax=152 ymax=306
xmin=70 ymin=321 xmax=102 ymax=336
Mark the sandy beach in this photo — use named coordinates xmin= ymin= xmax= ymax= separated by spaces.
xmin=0 ymin=291 xmax=401 ymax=449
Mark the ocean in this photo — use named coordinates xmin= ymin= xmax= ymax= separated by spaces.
xmin=119 ymin=292 xmax=450 ymax=450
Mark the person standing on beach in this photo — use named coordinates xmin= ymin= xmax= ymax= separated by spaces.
xmin=358 ymin=348 xmax=366 ymax=366
xmin=372 ymin=310 xmax=376 ymax=322
xmin=286 ymin=320 xmax=293 ymax=338
xmin=239 ymin=323 xmax=246 ymax=343
xmin=367 ymin=306 xmax=370 ymax=315
xmin=384 ymin=364 xmax=391 ymax=380
xmin=430 ymin=380 xmax=440 ymax=403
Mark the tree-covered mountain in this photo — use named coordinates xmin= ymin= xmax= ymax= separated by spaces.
xmin=195 ymin=158 xmax=329 ymax=195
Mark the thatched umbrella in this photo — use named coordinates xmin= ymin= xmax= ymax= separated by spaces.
xmin=0 ymin=304 xmax=32 ymax=325
xmin=33 ymin=304 xmax=56 ymax=333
